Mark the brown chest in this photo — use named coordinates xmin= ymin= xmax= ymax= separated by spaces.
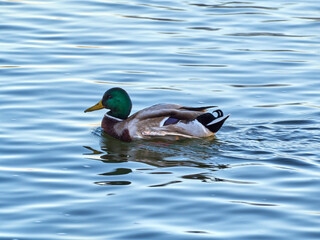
xmin=101 ymin=115 xmax=132 ymax=142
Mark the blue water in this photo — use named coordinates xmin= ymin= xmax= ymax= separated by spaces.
xmin=1 ymin=0 xmax=320 ymax=239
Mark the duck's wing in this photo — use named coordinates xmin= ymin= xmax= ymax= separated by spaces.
xmin=179 ymin=106 xmax=217 ymax=112
xmin=128 ymin=104 xmax=217 ymax=122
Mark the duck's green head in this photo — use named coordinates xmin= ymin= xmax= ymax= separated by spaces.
xmin=84 ymin=87 xmax=132 ymax=119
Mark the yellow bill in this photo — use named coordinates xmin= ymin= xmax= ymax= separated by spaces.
xmin=84 ymin=100 xmax=104 ymax=113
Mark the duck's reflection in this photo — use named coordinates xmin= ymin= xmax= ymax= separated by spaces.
xmin=84 ymin=131 xmax=229 ymax=186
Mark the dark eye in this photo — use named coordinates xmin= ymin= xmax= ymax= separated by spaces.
xmin=106 ymin=95 xmax=112 ymax=100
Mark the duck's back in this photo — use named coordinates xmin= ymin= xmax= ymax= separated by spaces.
xmin=125 ymin=104 xmax=220 ymax=140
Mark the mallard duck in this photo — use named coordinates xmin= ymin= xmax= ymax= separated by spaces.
xmin=84 ymin=87 xmax=229 ymax=142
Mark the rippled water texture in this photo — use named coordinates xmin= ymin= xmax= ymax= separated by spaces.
xmin=1 ymin=0 xmax=320 ymax=239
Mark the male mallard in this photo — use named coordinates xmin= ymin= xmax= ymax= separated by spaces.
xmin=85 ymin=87 xmax=229 ymax=142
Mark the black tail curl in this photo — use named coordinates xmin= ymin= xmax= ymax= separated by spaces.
xmin=197 ymin=109 xmax=229 ymax=133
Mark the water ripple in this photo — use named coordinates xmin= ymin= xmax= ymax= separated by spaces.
xmin=1 ymin=0 xmax=320 ymax=239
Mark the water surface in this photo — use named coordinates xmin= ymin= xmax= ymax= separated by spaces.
xmin=1 ymin=0 xmax=320 ymax=239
